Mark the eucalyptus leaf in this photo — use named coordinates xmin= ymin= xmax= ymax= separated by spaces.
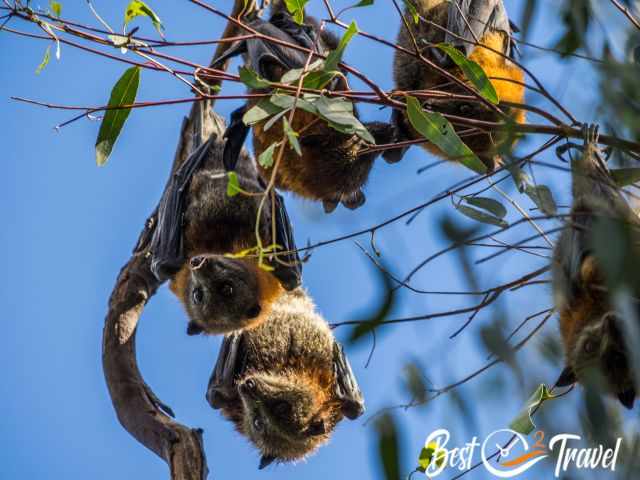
xmin=95 ymin=66 xmax=140 ymax=166
xmin=406 ymin=96 xmax=486 ymax=173
xmin=283 ymin=117 xmax=302 ymax=156
xmin=524 ymin=184 xmax=557 ymax=215
xmin=324 ymin=21 xmax=358 ymax=72
xmin=437 ymin=43 xmax=499 ymax=104
xmin=403 ymin=0 xmax=419 ymax=24
xmin=124 ymin=0 xmax=164 ymax=37
xmin=464 ymin=196 xmax=507 ymax=219
xmin=226 ymin=171 xmax=241 ymax=197
xmin=239 ymin=66 xmax=272 ymax=89
xmin=509 ymin=384 xmax=555 ymax=434
xmin=284 ymin=0 xmax=308 ymax=24
xmin=35 ymin=45 xmax=51 ymax=74
xmin=258 ymin=143 xmax=278 ymax=168
xmin=243 ymin=98 xmax=284 ymax=125
xmin=50 ymin=1 xmax=62 ymax=18
xmin=455 ymin=204 xmax=508 ymax=228
xmin=270 ymin=94 xmax=318 ymax=115
xmin=314 ymin=96 xmax=375 ymax=143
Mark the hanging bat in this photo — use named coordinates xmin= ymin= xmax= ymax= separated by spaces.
xmin=553 ymin=124 xmax=640 ymax=409
xmin=212 ymin=2 xmax=394 ymax=213
xmin=206 ymin=288 xmax=365 ymax=468
xmin=148 ymin=106 xmax=302 ymax=336
xmin=384 ymin=0 xmax=526 ymax=170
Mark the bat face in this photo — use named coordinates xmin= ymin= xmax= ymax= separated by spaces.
xmin=562 ymin=312 xmax=636 ymax=409
xmin=182 ymin=256 xmax=264 ymax=335
xmin=237 ymin=372 xmax=337 ymax=464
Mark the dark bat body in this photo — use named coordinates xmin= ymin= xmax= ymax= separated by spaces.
xmin=206 ymin=288 xmax=364 ymax=467
xmin=149 ymin=108 xmax=301 ymax=335
xmin=385 ymin=0 xmax=525 ymax=169
xmin=214 ymin=5 xmax=393 ymax=213
xmin=553 ymin=125 xmax=640 ymax=409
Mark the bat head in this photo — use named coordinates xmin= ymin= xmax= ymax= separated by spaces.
xmin=237 ymin=371 xmax=340 ymax=466
xmin=558 ymin=311 xmax=637 ymax=409
xmin=181 ymin=255 xmax=265 ymax=335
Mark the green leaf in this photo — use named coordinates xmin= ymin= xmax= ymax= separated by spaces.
xmin=348 ymin=259 xmax=394 ymax=344
xmin=239 ymin=66 xmax=272 ymax=89
xmin=95 ymin=66 xmax=140 ymax=166
xmin=524 ymin=184 xmax=557 ymax=215
xmin=314 ymin=96 xmax=375 ymax=143
xmin=455 ymin=204 xmax=508 ymax=227
xmin=324 ymin=21 xmax=358 ymax=72
xmin=354 ymin=0 xmax=374 ymax=6
xmin=124 ymin=0 xmax=164 ymax=37
xmin=610 ymin=168 xmax=640 ymax=187
xmin=506 ymin=161 xmax=531 ymax=193
xmin=263 ymin=108 xmax=291 ymax=132
xmin=258 ymin=142 xmax=278 ymax=168
xmin=282 ymin=117 xmax=302 ymax=156
xmin=464 ymin=196 xmax=507 ymax=218
xmin=50 ymin=1 xmax=62 ymax=18
xmin=437 ymin=43 xmax=499 ymax=104
xmin=270 ymin=94 xmax=318 ymax=116
xmin=280 ymin=58 xmax=324 ymax=84
xmin=418 ymin=442 xmax=446 ymax=472
xmin=403 ymin=361 xmax=427 ymax=404
xmin=35 ymin=45 xmax=51 ymax=75
xmin=375 ymin=414 xmax=401 ymax=480
xmin=403 ymin=0 xmax=419 ymax=24
xmin=406 ymin=96 xmax=486 ymax=173
xmin=243 ymin=98 xmax=284 ymax=125
xmin=226 ymin=171 xmax=241 ymax=197
xmin=284 ymin=0 xmax=309 ymax=24
xmin=509 ymin=384 xmax=555 ymax=434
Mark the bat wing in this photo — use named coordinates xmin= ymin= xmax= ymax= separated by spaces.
xmin=149 ymin=137 xmax=214 ymax=281
xmin=445 ymin=0 xmax=514 ymax=58
xmin=206 ymin=332 xmax=246 ymax=409
xmin=223 ymin=105 xmax=250 ymax=172
xmin=211 ymin=17 xmax=317 ymax=82
xmin=269 ymin=191 xmax=303 ymax=291
xmin=333 ymin=341 xmax=365 ymax=420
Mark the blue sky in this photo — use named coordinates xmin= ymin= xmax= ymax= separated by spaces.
xmin=1 ymin=1 xmax=636 ymax=479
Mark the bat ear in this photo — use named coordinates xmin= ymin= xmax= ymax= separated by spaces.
xmin=258 ymin=455 xmax=276 ymax=470
xmin=187 ymin=322 xmax=204 ymax=336
xmin=556 ymin=366 xmax=577 ymax=387
xmin=618 ymin=389 xmax=636 ymax=410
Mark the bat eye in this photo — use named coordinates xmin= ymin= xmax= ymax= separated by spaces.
xmin=583 ymin=339 xmax=597 ymax=355
xmin=218 ymin=282 xmax=234 ymax=297
xmin=192 ymin=287 xmax=204 ymax=305
xmin=272 ymin=400 xmax=291 ymax=417
xmin=307 ymin=419 xmax=326 ymax=436
xmin=253 ymin=416 xmax=264 ymax=432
